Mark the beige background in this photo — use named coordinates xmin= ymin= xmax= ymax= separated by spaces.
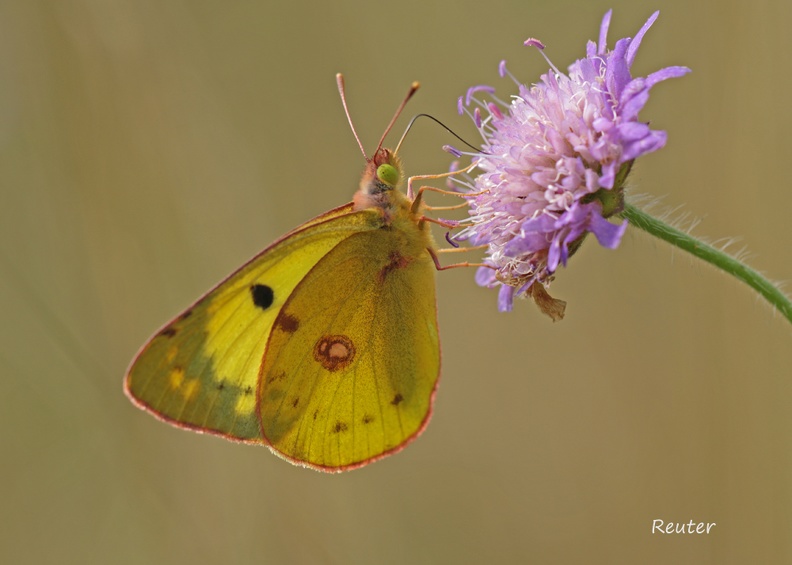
xmin=2 ymin=0 xmax=791 ymax=563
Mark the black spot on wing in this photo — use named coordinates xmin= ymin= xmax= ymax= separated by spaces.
xmin=362 ymin=414 xmax=374 ymax=424
xmin=276 ymin=313 xmax=300 ymax=333
xmin=266 ymin=371 xmax=286 ymax=384
xmin=378 ymin=251 xmax=410 ymax=283
xmin=250 ymin=284 xmax=274 ymax=310
xmin=333 ymin=421 xmax=348 ymax=433
xmin=391 ymin=393 xmax=403 ymax=406
xmin=158 ymin=327 xmax=177 ymax=338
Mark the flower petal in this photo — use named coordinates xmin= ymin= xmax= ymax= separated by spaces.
xmin=646 ymin=66 xmax=692 ymax=87
xmin=598 ymin=9 xmax=613 ymax=55
xmin=626 ymin=11 xmax=659 ymax=67
xmin=589 ymin=214 xmax=628 ymax=249
xmin=498 ymin=285 xmax=516 ymax=312
xmin=606 ymin=38 xmax=632 ymax=100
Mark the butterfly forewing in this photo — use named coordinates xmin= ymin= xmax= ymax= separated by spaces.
xmin=125 ymin=205 xmax=383 ymax=442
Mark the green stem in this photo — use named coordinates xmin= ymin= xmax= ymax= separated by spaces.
xmin=621 ymin=202 xmax=792 ymax=325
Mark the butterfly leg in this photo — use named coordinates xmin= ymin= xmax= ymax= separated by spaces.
xmin=427 ymin=246 xmax=493 ymax=271
xmin=422 ymin=201 xmax=469 ymax=212
xmin=406 ymin=162 xmax=477 ymax=200
xmin=409 ymin=185 xmax=488 ymax=216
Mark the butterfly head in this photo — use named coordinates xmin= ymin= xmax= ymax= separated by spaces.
xmin=353 ymin=148 xmax=406 ymax=212
xmin=372 ymin=148 xmax=403 ymax=190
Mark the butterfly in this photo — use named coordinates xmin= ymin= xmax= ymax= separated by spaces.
xmin=124 ymin=76 xmax=443 ymax=472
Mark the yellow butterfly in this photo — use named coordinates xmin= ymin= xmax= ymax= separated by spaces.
xmin=125 ymin=76 xmax=443 ymax=472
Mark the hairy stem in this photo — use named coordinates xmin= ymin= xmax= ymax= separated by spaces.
xmin=621 ymin=202 xmax=792 ymax=325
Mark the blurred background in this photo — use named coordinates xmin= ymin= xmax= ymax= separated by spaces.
xmin=2 ymin=0 xmax=791 ymax=563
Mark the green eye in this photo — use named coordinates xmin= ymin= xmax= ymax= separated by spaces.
xmin=376 ymin=164 xmax=399 ymax=187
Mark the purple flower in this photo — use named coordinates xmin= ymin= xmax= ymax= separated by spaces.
xmin=454 ymin=10 xmax=690 ymax=317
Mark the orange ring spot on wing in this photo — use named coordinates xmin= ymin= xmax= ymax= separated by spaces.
xmin=313 ymin=335 xmax=356 ymax=372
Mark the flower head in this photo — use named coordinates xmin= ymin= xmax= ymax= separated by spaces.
xmin=453 ymin=10 xmax=690 ymax=316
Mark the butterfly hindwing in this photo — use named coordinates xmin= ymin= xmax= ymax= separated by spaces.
xmin=258 ymin=227 xmax=440 ymax=470
xmin=124 ymin=205 xmax=384 ymax=442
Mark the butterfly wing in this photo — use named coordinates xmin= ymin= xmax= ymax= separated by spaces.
xmin=258 ymin=227 xmax=440 ymax=471
xmin=124 ymin=204 xmax=384 ymax=442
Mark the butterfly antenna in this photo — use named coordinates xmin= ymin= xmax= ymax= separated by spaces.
xmin=394 ymin=113 xmax=482 ymax=155
xmin=376 ymin=81 xmax=420 ymax=157
xmin=336 ymin=73 xmax=368 ymax=160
